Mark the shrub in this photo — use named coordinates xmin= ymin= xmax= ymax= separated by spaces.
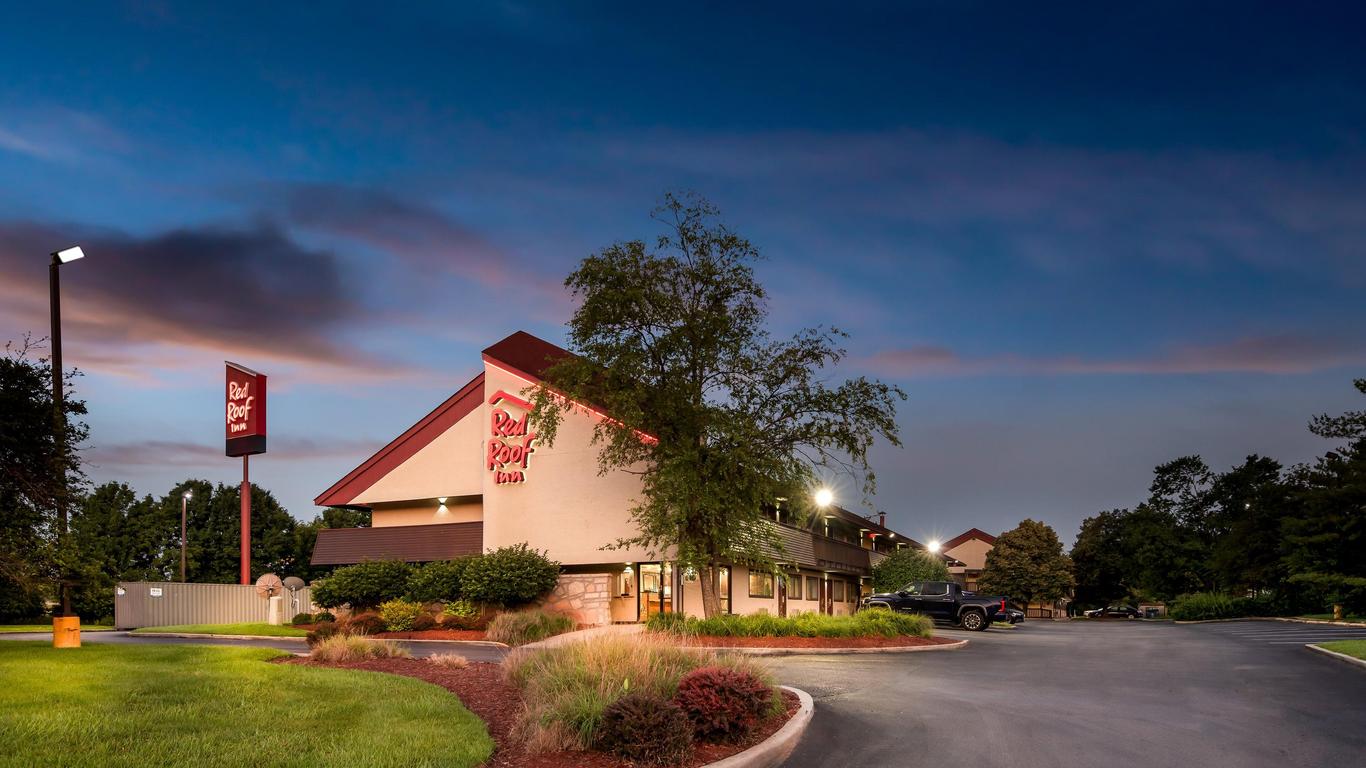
xmin=306 ymin=623 xmax=342 ymax=647
xmin=650 ymin=610 xmax=932 ymax=639
xmin=486 ymin=609 xmax=575 ymax=646
xmin=674 ymin=666 xmax=775 ymax=743
xmin=379 ymin=598 xmax=426 ymax=632
xmin=870 ymin=548 xmax=951 ymax=593
xmin=411 ymin=613 xmax=438 ymax=631
xmin=598 ymin=693 xmax=694 ymax=766
xmin=1170 ymin=592 xmax=1239 ymax=621
xmin=344 ymin=613 xmax=387 ymax=636
xmin=407 ymin=557 xmax=476 ymax=603
xmin=314 ymin=611 xmax=336 ymax=623
xmin=442 ymin=599 xmax=484 ymax=629
xmin=291 ymin=612 xmax=314 ymax=625
xmin=646 ymin=612 xmax=692 ymax=634
xmin=310 ymin=634 xmax=411 ymax=663
xmin=503 ymin=634 xmax=771 ymax=753
xmin=429 ymin=652 xmax=469 ymax=669
xmin=310 ymin=560 xmax=414 ymax=610
xmin=461 ymin=544 xmax=561 ymax=606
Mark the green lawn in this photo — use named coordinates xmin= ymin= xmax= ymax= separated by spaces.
xmin=0 ymin=642 xmax=493 ymax=768
xmin=0 ymin=624 xmax=116 ymax=633
xmin=130 ymin=622 xmax=308 ymax=637
xmin=1296 ymin=613 xmax=1366 ymax=622
xmin=1318 ymin=639 xmax=1366 ymax=661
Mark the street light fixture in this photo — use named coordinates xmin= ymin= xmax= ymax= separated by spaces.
xmin=927 ymin=539 xmax=942 ymax=554
xmin=48 ymin=244 xmax=84 ymax=617
xmin=814 ymin=487 xmax=834 ymax=508
xmin=181 ymin=490 xmax=193 ymax=582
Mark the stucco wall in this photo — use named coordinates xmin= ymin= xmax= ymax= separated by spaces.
xmin=354 ymin=410 xmax=484 ymax=504
xmin=538 ymin=573 xmax=612 ymax=627
xmin=371 ymin=500 xmax=483 ymax=528
xmin=481 ymin=362 xmax=658 ymax=565
xmin=946 ymin=537 xmax=993 ymax=570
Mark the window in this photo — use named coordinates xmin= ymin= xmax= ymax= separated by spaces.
xmin=748 ymin=571 xmax=774 ymax=598
xmin=831 ymin=580 xmax=845 ymax=602
xmin=786 ymin=574 xmax=802 ymax=600
xmin=922 ymin=581 xmax=949 ymax=596
xmin=806 ymin=576 xmax=820 ymax=600
xmin=849 ymin=581 xmax=860 ymax=602
xmin=718 ymin=566 xmax=731 ymax=615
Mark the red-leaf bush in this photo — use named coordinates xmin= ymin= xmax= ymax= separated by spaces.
xmin=597 ymin=692 xmax=693 ymax=765
xmin=410 ymin=612 xmax=438 ymax=631
xmin=673 ymin=666 xmax=775 ymax=743
xmin=305 ymin=622 xmax=341 ymax=647
xmin=345 ymin=613 xmax=387 ymax=636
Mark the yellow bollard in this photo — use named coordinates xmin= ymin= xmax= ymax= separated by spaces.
xmin=52 ymin=616 xmax=81 ymax=649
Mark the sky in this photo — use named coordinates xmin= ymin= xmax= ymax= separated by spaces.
xmin=2 ymin=2 xmax=1364 ymax=546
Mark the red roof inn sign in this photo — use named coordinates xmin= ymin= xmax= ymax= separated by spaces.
xmin=225 ymin=362 xmax=267 ymax=457
xmin=487 ymin=390 xmax=536 ymax=484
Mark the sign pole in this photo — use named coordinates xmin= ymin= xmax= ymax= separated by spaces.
xmin=240 ymin=454 xmax=251 ymax=585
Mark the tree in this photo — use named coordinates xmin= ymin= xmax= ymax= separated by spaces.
xmin=69 ymin=482 xmax=176 ymax=619
xmin=293 ymin=506 xmax=370 ymax=581
xmin=529 ymin=193 xmax=905 ymax=617
xmin=0 ymin=340 xmax=87 ymax=619
xmin=168 ymin=479 xmax=303 ymax=583
xmin=1070 ymin=509 xmax=1130 ymax=608
xmin=978 ymin=519 xmax=1074 ymax=607
xmin=870 ymin=548 xmax=949 ymax=592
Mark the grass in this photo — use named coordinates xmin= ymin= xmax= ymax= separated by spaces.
xmin=0 ymin=641 xmax=493 ymax=768
xmin=992 ymin=622 xmax=1017 ymax=629
xmin=130 ymin=622 xmax=308 ymax=637
xmin=503 ymin=633 xmax=777 ymax=753
xmin=0 ymin=624 xmax=115 ymax=633
xmin=1317 ymin=639 xmax=1366 ymax=661
xmin=647 ymin=609 xmax=933 ymax=638
xmin=309 ymin=634 xmax=410 ymax=663
xmin=1297 ymin=613 xmax=1366 ymax=622
xmin=485 ymin=608 xmax=576 ymax=646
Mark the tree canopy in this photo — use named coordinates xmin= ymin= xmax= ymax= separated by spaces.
xmin=529 ymin=193 xmax=905 ymax=617
xmin=978 ymin=519 xmax=1074 ymax=606
xmin=870 ymin=548 xmax=950 ymax=593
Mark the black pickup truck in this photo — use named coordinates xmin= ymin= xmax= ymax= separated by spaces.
xmin=863 ymin=580 xmax=1006 ymax=631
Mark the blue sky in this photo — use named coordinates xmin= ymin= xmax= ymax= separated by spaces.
xmin=2 ymin=2 xmax=1364 ymax=544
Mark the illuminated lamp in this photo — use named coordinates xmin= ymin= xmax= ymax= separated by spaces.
xmin=814 ymin=487 xmax=834 ymax=508
xmin=927 ymin=539 xmax=941 ymax=554
xmin=55 ymin=246 xmax=85 ymax=263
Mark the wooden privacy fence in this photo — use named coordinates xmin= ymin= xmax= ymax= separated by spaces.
xmin=114 ymin=582 xmax=316 ymax=629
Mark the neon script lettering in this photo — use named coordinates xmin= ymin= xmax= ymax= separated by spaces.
xmin=487 ymin=390 xmax=536 ymax=485
xmin=227 ymin=381 xmax=254 ymax=434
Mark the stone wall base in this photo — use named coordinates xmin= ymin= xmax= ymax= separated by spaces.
xmin=537 ymin=573 xmax=612 ymax=627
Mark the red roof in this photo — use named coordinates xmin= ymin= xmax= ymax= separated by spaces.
xmin=311 ymin=522 xmax=483 ymax=565
xmin=481 ymin=330 xmax=572 ymax=381
xmin=942 ymin=527 xmax=997 ymax=550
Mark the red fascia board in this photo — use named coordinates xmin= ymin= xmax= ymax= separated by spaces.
xmin=942 ymin=527 xmax=998 ymax=550
xmin=314 ymin=372 xmax=485 ymax=507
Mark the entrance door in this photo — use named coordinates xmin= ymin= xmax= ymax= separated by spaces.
xmin=778 ymin=576 xmax=788 ymax=618
xmin=639 ymin=563 xmax=674 ymax=618
xmin=820 ymin=578 xmax=833 ymax=615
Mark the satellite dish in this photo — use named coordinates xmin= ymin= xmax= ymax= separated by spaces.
xmin=283 ymin=576 xmax=305 ymax=591
xmin=255 ymin=573 xmax=284 ymax=599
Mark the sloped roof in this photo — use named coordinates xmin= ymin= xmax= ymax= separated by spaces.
xmin=481 ymin=330 xmax=572 ymax=381
xmin=310 ymin=522 xmax=483 ymax=565
xmin=943 ymin=527 xmax=997 ymax=550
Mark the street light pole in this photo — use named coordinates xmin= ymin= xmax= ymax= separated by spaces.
xmin=181 ymin=490 xmax=192 ymax=582
xmin=48 ymin=245 xmax=84 ymax=617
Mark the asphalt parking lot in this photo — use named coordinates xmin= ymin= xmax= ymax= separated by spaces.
xmin=772 ymin=619 xmax=1366 ymax=768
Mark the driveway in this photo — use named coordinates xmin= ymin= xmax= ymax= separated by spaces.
xmin=0 ymin=629 xmax=509 ymax=662
xmin=772 ymin=620 xmax=1366 ymax=768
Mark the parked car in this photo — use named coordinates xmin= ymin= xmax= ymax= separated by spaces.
xmin=1085 ymin=605 xmax=1141 ymax=619
xmin=863 ymin=580 xmax=1005 ymax=631
xmin=1005 ymin=607 xmax=1025 ymax=624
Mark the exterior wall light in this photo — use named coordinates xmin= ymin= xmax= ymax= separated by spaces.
xmin=814 ymin=488 xmax=834 ymax=507
xmin=927 ymin=539 xmax=941 ymax=554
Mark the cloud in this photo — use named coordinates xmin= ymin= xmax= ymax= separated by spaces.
xmin=866 ymin=334 xmax=1366 ymax=378
xmin=0 ymin=107 xmax=134 ymax=164
xmin=0 ymin=219 xmax=418 ymax=380
xmin=83 ymin=436 xmax=384 ymax=468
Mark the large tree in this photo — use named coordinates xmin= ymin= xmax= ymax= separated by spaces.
xmin=978 ymin=519 xmax=1074 ymax=607
xmin=1070 ymin=509 xmax=1131 ymax=607
xmin=0 ymin=340 xmax=87 ymax=619
xmin=529 ymin=193 xmax=905 ymax=617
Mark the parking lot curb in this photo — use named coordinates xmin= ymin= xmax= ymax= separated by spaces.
xmin=1173 ymin=617 xmax=1366 ymax=627
xmin=1305 ymin=643 xmax=1366 ymax=671
xmin=700 ymin=686 xmax=813 ymax=768
xmin=694 ymin=639 xmax=969 ymax=656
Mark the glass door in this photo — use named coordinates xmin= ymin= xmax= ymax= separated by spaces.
xmin=639 ymin=563 xmax=674 ymax=618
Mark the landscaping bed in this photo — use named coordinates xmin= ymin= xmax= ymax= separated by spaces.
xmin=678 ymin=633 xmax=958 ymax=649
xmin=284 ymin=655 xmax=799 ymax=768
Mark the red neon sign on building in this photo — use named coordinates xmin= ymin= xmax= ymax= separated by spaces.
xmin=487 ymin=390 xmax=535 ymax=485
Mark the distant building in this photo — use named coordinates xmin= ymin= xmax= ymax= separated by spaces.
xmin=943 ymin=527 xmax=1071 ymax=619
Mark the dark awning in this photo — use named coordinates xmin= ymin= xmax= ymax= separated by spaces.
xmin=311 ymin=522 xmax=483 ymax=565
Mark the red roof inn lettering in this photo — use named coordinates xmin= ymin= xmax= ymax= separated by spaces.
xmin=487 ymin=390 xmax=536 ymax=484
xmin=225 ymin=362 xmax=267 ymax=457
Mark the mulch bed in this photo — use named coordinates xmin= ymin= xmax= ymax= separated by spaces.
xmin=280 ymin=656 xmax=799 ymax=768
xmin=293 ymin=624 xmax=489 ymax=641
xmin=678 ymin=634 xmax=958 ymax=649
